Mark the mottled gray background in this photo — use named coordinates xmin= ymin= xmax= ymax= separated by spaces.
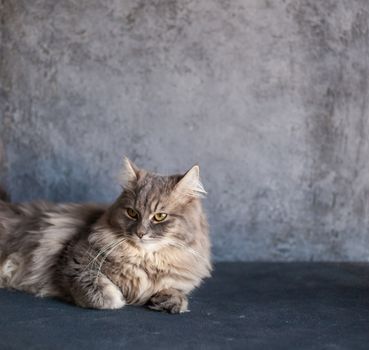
xmin=1 ymin=0 xmax=369 ymax=261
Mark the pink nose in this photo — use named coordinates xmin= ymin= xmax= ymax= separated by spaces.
xmin=136 ymin=231 xmax=145 ymax=239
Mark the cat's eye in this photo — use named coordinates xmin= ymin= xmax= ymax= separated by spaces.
xmin=153 ymin=213 xmax=167 ymax=222
xmin=126 ymin=208 xmax=138 ymax=220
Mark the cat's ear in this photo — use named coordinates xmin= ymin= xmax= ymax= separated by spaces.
xmin=121 ymin=157 xmax=140 ymax=187
xmin=174 ymin=165 xmax=207 ymax=198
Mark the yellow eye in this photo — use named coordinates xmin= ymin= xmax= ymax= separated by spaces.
xmin=126 ymin=208 xmax=138 ymax=219
xmin=153 ymin=213 xmax=167 ymax=222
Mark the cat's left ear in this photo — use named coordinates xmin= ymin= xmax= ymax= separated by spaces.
xmin=174 ymin=165 xmax=207 ymax=198
xmin=121 ymin=157 xmax=140 ymax=187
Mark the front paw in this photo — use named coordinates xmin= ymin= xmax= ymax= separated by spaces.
xmin=148 ymin=289 xmax=188 ymax=314
xmin=73 ymin=275 xmax=125 ymax=310
xmin=99 ymin=283 xmax=126 ymax=309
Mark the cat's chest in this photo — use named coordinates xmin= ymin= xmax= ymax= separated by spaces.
xmin=108 ymin=256 xmax=179 ymax=304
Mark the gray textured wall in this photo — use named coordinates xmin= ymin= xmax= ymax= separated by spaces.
xmin=1 ymin=0 xmax=369 ymax=261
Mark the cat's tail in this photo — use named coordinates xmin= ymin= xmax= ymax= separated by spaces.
xmin=0 ymin=185 xmax=10 ymax=202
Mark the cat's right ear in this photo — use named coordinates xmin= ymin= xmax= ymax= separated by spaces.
xmin=121 ymin=157 xmax=139 ymax=188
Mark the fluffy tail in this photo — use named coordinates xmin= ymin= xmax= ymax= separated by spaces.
xmin=0 ymin=185 xmax=9 ymax=202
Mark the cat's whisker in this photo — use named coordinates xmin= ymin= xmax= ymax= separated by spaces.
xmin=93 ymin=238 xmax=126 ymax=283
xmin=92 ymin=237 xmax=128 ymax=264
xmin=83 ymin=241 xmax=116 ymax=270
xmin=160 ymin=237 xmax=209 ymax=264
xmin=84 ymin=239 xmax=125 ymax=271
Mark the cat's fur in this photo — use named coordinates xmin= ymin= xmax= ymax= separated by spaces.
xmin=0 ymin=159 xmax=211 ymax=313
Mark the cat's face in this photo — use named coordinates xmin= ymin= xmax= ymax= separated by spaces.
xmin=108 ymin=159 xmax=206 ymax=250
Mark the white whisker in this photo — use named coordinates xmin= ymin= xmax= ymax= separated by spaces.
xmin=84 ymin=238 xmax=125 ymax=272
xmin=160 ymin=237 xmax=209 ymax=264
xmin=93 ymin=238 xmax=127 ymax=283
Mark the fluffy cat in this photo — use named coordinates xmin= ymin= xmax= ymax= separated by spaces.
xmin=0 ymin=158 xmax=211 ymax=313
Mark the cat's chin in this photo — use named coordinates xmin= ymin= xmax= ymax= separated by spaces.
xmin=135 ymin=237 xmax=165 ymax=252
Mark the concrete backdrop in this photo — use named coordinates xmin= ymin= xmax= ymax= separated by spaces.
xmin=1 ymin=0 xmax=369 ymax=261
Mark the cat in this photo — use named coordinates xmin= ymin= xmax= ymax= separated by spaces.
xmin=0 ymin=158 xmax=211 ymax=313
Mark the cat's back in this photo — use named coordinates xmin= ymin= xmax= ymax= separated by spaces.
xmin=0 ymin=200 xmax=106 ymax=295
xmin=0 ymin=200 xmax=106 ymax=245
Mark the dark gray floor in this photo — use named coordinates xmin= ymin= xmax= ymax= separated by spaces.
xmin=1 ymin=263 xmax=369 ymax=350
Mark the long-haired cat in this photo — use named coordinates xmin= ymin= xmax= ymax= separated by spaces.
xmin=0 ymin=158 xmax=211 ymax=313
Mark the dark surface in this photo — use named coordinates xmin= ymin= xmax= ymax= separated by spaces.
xmin=1 ymin=263 xmax=369 ymax=350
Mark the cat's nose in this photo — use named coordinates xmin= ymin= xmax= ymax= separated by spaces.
xmin=136 ymin=231 xmax=146 ymax=239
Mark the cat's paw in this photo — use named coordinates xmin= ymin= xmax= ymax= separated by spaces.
xmin=73 ymin=275 xmax=125 ymax=310
xmin=99 ymin=283 xmax=126 ymax=309
xmin=148 ymin=289 xmax=188 ymax=314
xmin=0 ymin=253 xmax=22 ymax=287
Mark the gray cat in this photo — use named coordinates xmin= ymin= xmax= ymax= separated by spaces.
xmin=0 ymin=158 xmax=211 ymax=313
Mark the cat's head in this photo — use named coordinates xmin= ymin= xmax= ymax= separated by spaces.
xmin=107 ymin=158 xmax=207 ymax=250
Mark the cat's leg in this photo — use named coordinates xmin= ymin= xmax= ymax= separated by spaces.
xmin=147 ymin=288 xmax=188 ymax=314
xmin=69 ymin=273 xmax=126 ymax=310
xmin=0 ymin=253 xmax=22 ymax=288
